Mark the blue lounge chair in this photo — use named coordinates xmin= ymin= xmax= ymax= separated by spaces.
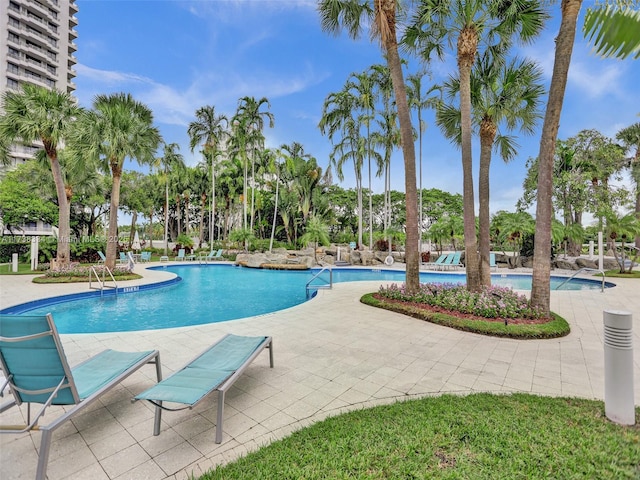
xmin=174 ymin=248 xmax=186 ymax=261
xmin=97 ymin=251 xmax=106 ymax=263
xmin=449 ymin=251 xmax=463 ymax=270
xmin=490 ymin=253 xmax=497 ymax=271
xmin=134 ymin=334 xmax=273 ymax=444
xmin=118 ymin=251 xmax=128 ymax=264
xmin=199 ymin=249 xmax=223 ymax=263
xmin=424 ymin=253 xmax=449 ymax=270
xmin=0 ymin=314 xmax=161 ymax=480
xmin=140 ymin=251 xmax=152 ymax=262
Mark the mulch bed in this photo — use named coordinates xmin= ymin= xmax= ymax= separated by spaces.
xmin=371 ymin=293 xmax=552 ymax=325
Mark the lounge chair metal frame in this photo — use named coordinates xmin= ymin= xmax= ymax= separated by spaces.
xmin=135 ymin=334 xmax=273 ymax=444
xmin=0 ymin=314 xmax=162 ymax=480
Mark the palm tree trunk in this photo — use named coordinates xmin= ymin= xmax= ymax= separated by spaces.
xmin=479 ymin=119 xmax=496 ymax=287
xmin=380 ymin=0 xmax=419 ymax=294
xmin=458 ymin=29 xmax=481 ymax=292
xmin=532 ymin=0 xmax=582 ymax=316
xmin=49 ymin=152 xmax=71 ymax=270
xmin=164 ymin=181 xmax=169 ymax=255
xmin=106 ymin=170 xmax=122 ymax=270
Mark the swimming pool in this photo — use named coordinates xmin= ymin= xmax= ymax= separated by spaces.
xmin=3 ymin=265 xmax=613 ymax=334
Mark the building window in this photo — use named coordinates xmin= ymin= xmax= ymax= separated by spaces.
xmin=7 ymin=78 xmax=19 ymax=90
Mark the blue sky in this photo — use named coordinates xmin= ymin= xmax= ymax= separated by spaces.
xmin=74 ymin=0 xmax=640 ymax=222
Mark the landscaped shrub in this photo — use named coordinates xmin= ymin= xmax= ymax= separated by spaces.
xmin=0 ymin=239 xmax=31 ymax=263
xmin=377 ymin=283 xmax=545 ymax=320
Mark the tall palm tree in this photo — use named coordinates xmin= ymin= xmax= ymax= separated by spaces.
xmin=532 ymin=0 xmax=583 ymax=316
xmin=319 ymin=0 xmax=421 ymax=294
xmin=438 ymin=54 xmax=545 ymax=285
xmin=348 ymin=70 xmax=377 ymax=249
xmin=158 ymin=143 xmax=185 ymax=254
xmin=232 ymin=96 xmax=274 ymax=234
xmin=75 ymin=92 xmax=161 ymax=269
xmin=616 ymin=122 xmax=640 ymax=250
xmin=188 ymin=105 xmax=229 ymax=251
xmin=0 ymin=84 xmax=82 ymax=269
xmin=319 ymin=87 xmax=366 ymax=248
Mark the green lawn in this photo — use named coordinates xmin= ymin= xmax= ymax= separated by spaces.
xmin=200 ymin=393 xmax=639 ymax=480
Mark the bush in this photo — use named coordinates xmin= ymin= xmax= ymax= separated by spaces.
xmin=377 ymin=283 xmax=545 ymax=320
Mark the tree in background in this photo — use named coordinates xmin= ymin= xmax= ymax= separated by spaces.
xmin=616 ymin=122 xmax=640 ymax=250
xmin=0 ymin=84 xmax=82 ymax=269
xmin=74 ymin=93 xmax=161 ymax=269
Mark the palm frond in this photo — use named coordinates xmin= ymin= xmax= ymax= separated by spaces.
xmin=583 ymin=5 xmax=640 ymax=60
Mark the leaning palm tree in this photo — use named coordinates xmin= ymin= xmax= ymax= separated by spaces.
xmin=74 ymin=93 xmax=161 ymax=269
xmin=188 ymin=105 xmax=229 ymax=251
xmin=319 ymin=0 xmax=420 ymax=293
xmin=157 ymin=143 xmax=185 ymax=255
xmin=532 ymin=0 xmax=583 ymax=317
xmin=0 ymin=84 xmax=82 ymax=269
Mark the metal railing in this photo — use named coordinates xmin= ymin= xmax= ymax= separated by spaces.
xmin=555 ymin=267 xmax=606 ymax=292
xmin=306 ymin=266 xmax=333 ymax=299
xmin=89 ymin=265 xmax=117 ymax=296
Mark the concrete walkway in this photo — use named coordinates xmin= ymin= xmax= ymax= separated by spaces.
xmin=1 ymin=263 xmax=639 ymax=479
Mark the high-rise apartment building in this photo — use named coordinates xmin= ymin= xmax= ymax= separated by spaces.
xmin=0 ymin=0 xmax=79 ymax=169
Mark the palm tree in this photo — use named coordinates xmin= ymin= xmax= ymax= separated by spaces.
xmin=531 ymin=0 xmax=582 ymax=316
xmin=300 ymin=215 xmax=331 ymax=263
xmin=232 ymin=96 xmax=274 ymax=234
xmin=319 ymin=0 xmax=420 ymax=294
xmin=320 ymin=86 xmax=369 ymax=250
xmin=0 ymin=84 xmax=82 ymax=269
xmin=348 ymin=70 xmax=377 ymax=249
xmin=188 ymin=105 xmax=229 ymax=251
xmin=406 ymin=0 xmax=545 ymax=292
xmin=616 ymin=122 xmax=640 ymax=251
xmin=438 ymin=53 xmax=544 ymax=285
xmin=75 ymin=93 xmax=161 ymax=269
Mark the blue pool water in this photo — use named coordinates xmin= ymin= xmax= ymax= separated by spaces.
xmin=4 ymin=265 xmax=612 ymax=334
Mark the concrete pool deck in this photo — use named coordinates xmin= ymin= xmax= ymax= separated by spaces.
xmin=1 ymin=262 xmax=639 ymax=479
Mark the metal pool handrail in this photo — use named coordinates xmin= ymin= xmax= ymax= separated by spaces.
xmin=555 ymin=267 xmax=606 ymax=292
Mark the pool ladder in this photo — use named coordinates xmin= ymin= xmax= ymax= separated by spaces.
xmin=89 ymin=265 xmax=118 ymax=296
xmin=555 ymin=267 xmax=606 ymax=292
xmin=306 ymin=266 xmax=333 ymax=298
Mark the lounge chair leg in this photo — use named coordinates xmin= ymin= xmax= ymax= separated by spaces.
xmin=268 ymin=340 xmax=274 ymax=368
xmin=153 ymin=402 xmax=162 ymax=436
xmin=215 ymin=390 xmax=225 ymax=443
xmin=36 ymin=428 xmax=53 ymax=480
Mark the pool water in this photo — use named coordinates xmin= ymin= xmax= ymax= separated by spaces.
xmin=8 ymin=265 xmax=611 ymax=334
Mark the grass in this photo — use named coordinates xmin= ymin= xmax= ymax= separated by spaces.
xmin=602 ymin=269 xmax=640 ymax=279
xmin=0 ymin=263 xmax=38 ymax=275
xmin=360 ymin=293 xmax=570 ymax=339
xmin=199 ymin=393 xmax=640 ymax=479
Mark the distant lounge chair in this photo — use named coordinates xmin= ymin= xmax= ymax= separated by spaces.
xmin=0 ymin=314 xmax=161 ymax=480
xmin=174 ymin=248 xmax=186 ymax=261
xmin=97 ymin=251 xmax=106 ymax=263
xmin=140 ymin=251 xmax=152 ymax=262
xmin=134 ymin=334 xmax=273 ymax=444
xmin=490 ymin=253 xmax=497 ymax=271
xmin=118 ymin=251 xmax=128 ymax=264
xmin=424 ymin=253 xmax=448 ymax=270
xmin=199 ymin=249 xmax=223 ymax=263
xmin=449 ymin=251 xmax=463 ymax=270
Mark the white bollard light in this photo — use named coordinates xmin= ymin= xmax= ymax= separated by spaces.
xmin=12 ymin=252 xmax=18 ymax=272
xmin=603 ymin=310 xmax=635 ymax=425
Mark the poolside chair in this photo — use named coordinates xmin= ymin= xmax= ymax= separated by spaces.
xmin=0 ymin=314 xmax=161 ymax=480
xmin=424 ymin=253 xmax=448 ymax=270
xmin=134 ymin=334 xmax=273 ymax=444
xmin=449 ymin=251 xmax=463 ymax=270
xmin=118 ymin=251 xmax=128 ymax=264
xmin=140 ymin=251 xmax=152 ymax=262
xmin=174 ymin=248 xmax=186 ymax=261
xmin=490 ymin=253 xmax=497 ymax=271
xmin=199 ymin=249 xmax=223 ymax=263
xmin=97 ymin=251 xmax=106 ymax=263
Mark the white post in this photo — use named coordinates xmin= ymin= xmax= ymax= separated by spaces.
xmin=12 ymin=252 xmax=18 ymax=272
xmin=30 ymin=236 xmax=39 ymax=270
xmin=589 ymin=240 xmax=594 ymax=259
xmin=337 ymin=247 xmax=341 ymax=262
xmin=603 ymin=310 xmax=635 ymax=425
xmin=598 ymin=231 xmax=604 ymax=271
